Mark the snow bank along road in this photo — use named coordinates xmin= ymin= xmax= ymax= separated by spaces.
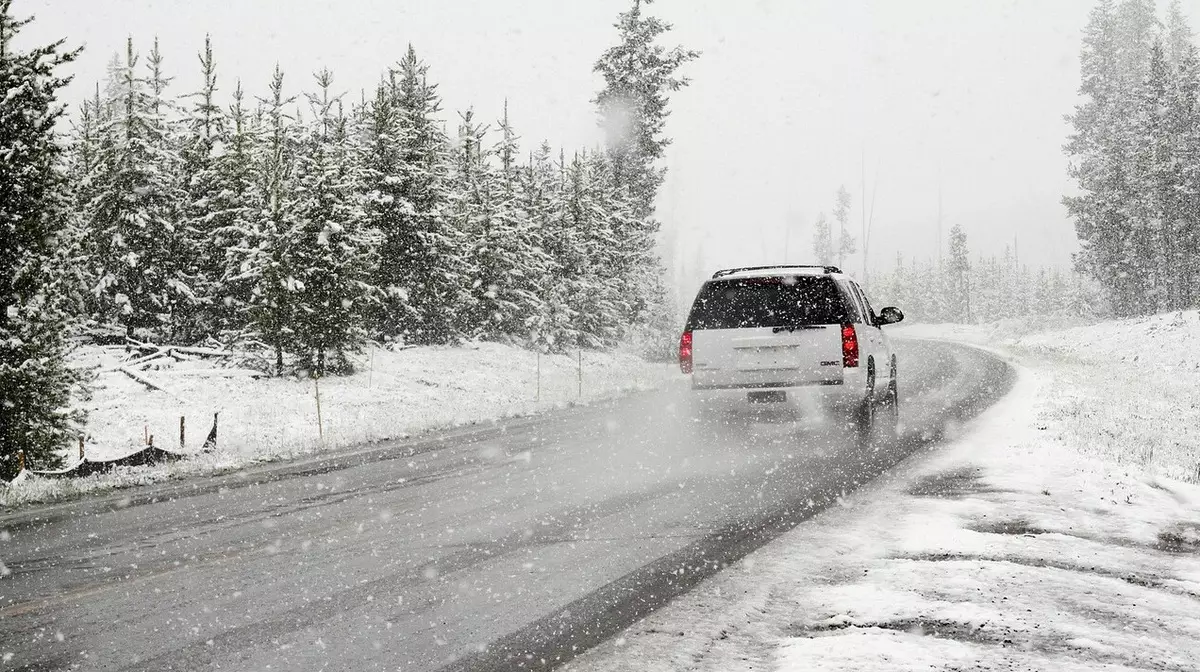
xmin=0 ymin=340 xmax=1012 ymax=671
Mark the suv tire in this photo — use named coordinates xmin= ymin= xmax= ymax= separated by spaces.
xmin=879 ymin=380 xmax=899 ymax=439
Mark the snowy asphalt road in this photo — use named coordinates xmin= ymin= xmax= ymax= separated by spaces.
xmin=0 ymin=340 xmax=1012 ymax=672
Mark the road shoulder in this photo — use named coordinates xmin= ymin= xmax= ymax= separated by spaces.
xmin=566 ymin=327 xmax=1200 ymax=672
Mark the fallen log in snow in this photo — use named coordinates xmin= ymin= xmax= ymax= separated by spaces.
xmin=117 ymin=367 xmax=189 ymax=404
xmin=156 ymin=368 xmax=264 ymax=379
xmin=100 ymin=351 xmax=169 ymax=373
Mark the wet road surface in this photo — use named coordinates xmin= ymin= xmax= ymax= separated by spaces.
xmin=0 ymin=339 xmax=1012 ymax=671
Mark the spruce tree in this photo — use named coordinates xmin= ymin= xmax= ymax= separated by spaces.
xmin=179 ymin=35 xmax=228 ymax=339
xmin=289 ymin=70 xmax=379 ymax=376
xmin=521 ymin=141 xmax=575 ymax=350
xmin=1065 ymin=0 xmax=1139 ymax=316
xmin=593 ymin=0 xmax=698 ymax=341
xmin=811 ymin=213 xmax=833 ymax=265
xmin=947 ymin=225 xmax=971 ymax=322
xmin=492 ymin=104 xmax=553 ymax=341
xmin=0 ymin=2 xmax=86 ymax=478
xmin=594 ymin=0 xmax=698 ymax=219
xmin=833 ymin=186 xmax=857 ymax=269
xmin=390 ymin=45 xmax=467 ymax=344
xmin=67 ymin=86 xmax=103 ymax=207
xmin=244 ymin=65 xmax=301 ymax=373
xmin=206 ymin=81 xmax=264 ymax=338
xmin=64 ymin=86 xmax=106 ymax=324
xmin=1166 ymin=0 xmax=1194 ymax=67
xmin=1177 ymin=44 xmax=1200 ymax=307
xmin=452 ymin=105 xmax=550 ymax=342
xmin=88 ymin=38 xmax=191 ymax=340
xmin=1132 ymin=41 xmax=1174 ymax=311
xmin=561 ymin=152 xmax=621 ymax=347
xmin=361 ymin=74 xmax=418 ymax=339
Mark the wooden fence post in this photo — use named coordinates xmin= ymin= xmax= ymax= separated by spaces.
xmin=180 ymin=416 xmax=186 ymax=451
xmin=314 ymin=376 xmax=324 ymax=442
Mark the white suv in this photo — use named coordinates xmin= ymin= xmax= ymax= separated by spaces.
xmin=679 ymin=265 xmax=904 ymax=438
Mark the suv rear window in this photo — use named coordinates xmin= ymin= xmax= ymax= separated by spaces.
xmin=685 ymin=276 xmax=849 ymax=330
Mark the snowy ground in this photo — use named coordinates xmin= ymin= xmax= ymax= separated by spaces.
xmin=1 ymin=343 xmax=673 ymax=507
xmin=568 ymin=311 xmax=1200 ymax=671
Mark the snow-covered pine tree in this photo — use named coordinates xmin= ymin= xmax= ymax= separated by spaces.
xmin=447 ymin=106 xmax=488 ymax=336
xmin=0 ymin=1 xmax=87 ymax=478
xmin=589 ymin=149 xmax=664 ymax=333
xmin=811 ymin=213 xmax=833 ymax=265
xmin=560 ymin=151 xmax=623 ymax=348
xmin=1176 ymin=44 xmax=1200 ymax=308
xmin=1166 ymin=0 xmax=1195 ymax=68
xmin=1066 ymin=0 xmax=1168 ymax=317
xmin=173 ymin=35 xmax=237 ymax=340
xmin=593 ymin=0 xmax=698 ymax=220
xmin=833 ymin=186 xmax=857 ymax=270
xmin=591 ymin=150 xmax=645 ymax=346
xmin=67 ymin=85 xmax=103 ymax=207
xmin=1114 ymin=0 xmax=1158 ymax=85
xmin=493 ymin=103 xmax=553 ymax=342
xmin=287 ymin=70 xmax=379 ymax=376
xmin=451 ymin=104 xmax=550 ymax=343
xmin=1030 ymin=268 xmax=1049 ymax=316
xmin=87 ymin=37 xmax=191 ymax=341
xmin=902 ymin=259 xmax=928 ymax=322
xmin=521 ymin=141 xmax=576 ymax=350
xmin=1047 ymin=269 xmax=1070 ymax=316
xmin=1014 ymin=264 xmax=1032 ymax=317
xmin=998 ymin=245 xmax=1016 ymax=316
xmin=1126 ymin=41 xmax=1170 ymax=313
xmin=884 ymin=253 xmax=909 ymax=314
xmin=145 ymin=37 xmax=195 ymax=337
xmin=593 ymin=0 xmax=697 ymax=348
xmin=63 ymin=85 xmax=107 ymax=325
xmin=390 ymin=45 xmax=468 ymax=344
xmin=207 ymin=80 xmax=264 ymax=339
xmin=971 ymin=255 xmax=996 ymax=321
xmin=360 ymin=74 xmax=418 ymax=340
xmin=946 ymin=224 xmax=970 ymax=322
xmin=1066 ymin=0 xmax=1128 ymax=315
xmin=245 ymin=65 xmax=301 ymax=374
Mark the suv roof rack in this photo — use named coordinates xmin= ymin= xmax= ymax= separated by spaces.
xmin=711 ymin=264 xmax=842 ymax=279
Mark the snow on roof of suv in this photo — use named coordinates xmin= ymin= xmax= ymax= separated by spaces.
xmin=710 ymin=265 xmax=845 ymax=281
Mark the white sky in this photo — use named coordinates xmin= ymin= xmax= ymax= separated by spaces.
xmin=19 ymin=0 xmax=1194 ymax=281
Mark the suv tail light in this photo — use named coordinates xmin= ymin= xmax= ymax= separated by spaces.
xmin=679 ymin=331 xmax=693 ymax=374
xmin=841 ymin=323 xmax=859 ymax=368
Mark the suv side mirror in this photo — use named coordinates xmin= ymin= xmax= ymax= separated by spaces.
xmin=878 ymin=306 xmax=904 ymax=325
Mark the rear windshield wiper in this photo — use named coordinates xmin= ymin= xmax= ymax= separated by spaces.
xmin=771 ymin=324 xmax=826 ymax=333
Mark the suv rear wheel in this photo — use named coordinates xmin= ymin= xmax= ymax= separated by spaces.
xmin=852 ymin=360 xmax=876 ymax=445
xmin=852 ymin=395 xmax=876 ymax=445
xmin=878 ymin=380 xmax=899 ymax=439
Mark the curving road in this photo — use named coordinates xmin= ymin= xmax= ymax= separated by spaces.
xmin=0 ymin=339 xmax=1012 ymax=672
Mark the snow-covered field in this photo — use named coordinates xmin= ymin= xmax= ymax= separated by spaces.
xmin=569 ymin=311 xmax=1200 ymax=671
xmin=1 ymin=343 xmax=673 ymax=507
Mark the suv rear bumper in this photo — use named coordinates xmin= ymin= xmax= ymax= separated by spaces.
xmin=690 ymin=369 xmax=871 ymax=415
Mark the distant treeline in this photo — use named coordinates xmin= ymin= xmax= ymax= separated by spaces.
xmin=870 ymin=251 xmax=1107 ymax=325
